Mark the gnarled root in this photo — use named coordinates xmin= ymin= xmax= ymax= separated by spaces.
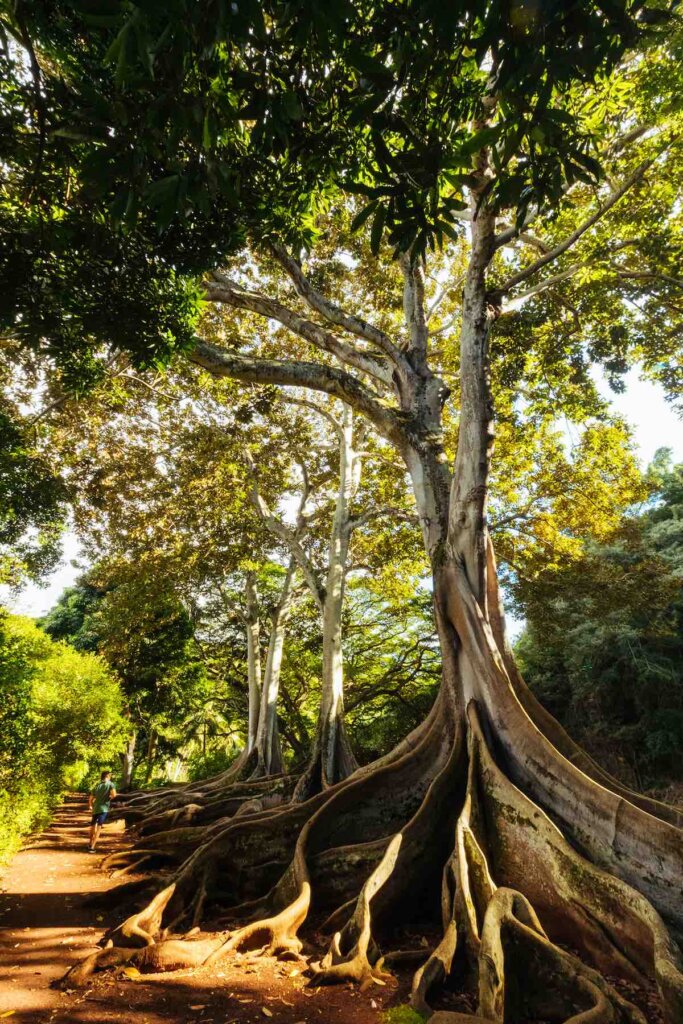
xmin=206 ymin=881 xmax=311 ymax=962
xmin=63 ymin=629 xmax=681 ymax=1024
xmin=58 ymin=883 xmax=310 ymax=989
xmin=58 ymin=934 xmax=229 ymax=988
xmin=57 ymin=945 xmax=137 ymax=989
xmin=309 ymin=835 xmax=402 ymax=989
xmin=478 ymin=887 xmax=646 ymax=1023
xmin=409 ymin=702 xmax=683 ymax=1024
xmin=135 ymin=803 xmax=203 ymax=836
xmin=104 ymin=883 xmax=177 ymax=947
xmin=117 ymin=750 xmax=269 ymax=824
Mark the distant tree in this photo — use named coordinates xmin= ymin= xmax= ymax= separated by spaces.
xmin=41 ymin=568 xmax=210 ymax=786
xmin=39 ymin=579 xmax=104 ymax=652
xmin=516 ymin=451 xmax=683 ymax=787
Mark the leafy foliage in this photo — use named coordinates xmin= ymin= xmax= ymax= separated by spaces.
xmin=0 ymin=610 xmax=126 ymax=864
xmin=0 ymin=0 xmax=673 ymax=383
xmin=0 ymin=407 xmax=68 ymax=586
xmin=516 ymin=452 xmax=683 ymax=786
xmin=40 ymin=569 xmax=221 ymax=784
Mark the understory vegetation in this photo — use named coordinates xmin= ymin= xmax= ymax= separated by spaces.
xmin=0 ymin=611 xmax=126 ymax=865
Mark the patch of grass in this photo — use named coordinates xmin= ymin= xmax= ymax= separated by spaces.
xmin=382 ymin=1006 xmax=425 ymax=1024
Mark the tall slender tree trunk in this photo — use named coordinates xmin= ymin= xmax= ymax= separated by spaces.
xmin=120 ymin=732 xmax=137 ymax=790
xmin=144 ymin=729 xmax=157 ymax=785
xmin=244 ymin=570 xmax=262 ymax=755
xmin=252 ymin=558 xmax=298 ymax=778
xmin=293 ymin=403 xmax=359 ymax=800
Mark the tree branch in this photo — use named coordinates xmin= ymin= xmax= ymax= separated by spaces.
xmin=495 ymin=157 xmax=656 ymax=294
xmin=495 ymin=226 xmax=551 ymax=254
xmin=499 ymin=264 xmax=582 ymax=313
xmin=189 ymin=340 xmax=403 ymax=442
xmin=247 ymin=464 xmax=326 ymax=611
xmin=206 ymin=273 xmax=392 ymax=385
xmin=268 ymin=243 xmax=404 ymax=367
xmin=400 ymin=254 xmax=429 ymax=362
xmin=279 ymin=395 xmax=344 ymax=440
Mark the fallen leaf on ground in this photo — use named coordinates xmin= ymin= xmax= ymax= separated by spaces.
xmin=122 ymin=967 xmax=142 ymax=980
xmin=189 ymin=1006 xmax=207 ymax=1010
xmin=261 ymin=1010 xmax=273 ymax=1018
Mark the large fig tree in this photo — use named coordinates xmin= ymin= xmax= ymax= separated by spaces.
xmin=3 ymin=2 xmax=683 ymax=1021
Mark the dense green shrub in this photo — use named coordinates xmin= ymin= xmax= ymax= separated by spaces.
xmin=0 ymin=610 xmax=127 ymax=867
xmin=185 ymin=745 xmax=241 ymax=783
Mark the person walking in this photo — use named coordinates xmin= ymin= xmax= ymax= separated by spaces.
xmin=87 ymin=770 xmax=117 ymax=852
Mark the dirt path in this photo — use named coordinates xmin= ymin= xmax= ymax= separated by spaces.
xmin=0 ymin=796 xmax=397 ymax=1024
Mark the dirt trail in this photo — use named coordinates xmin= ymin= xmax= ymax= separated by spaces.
xmin=0 ymin=796 xmax=393 ymax=1024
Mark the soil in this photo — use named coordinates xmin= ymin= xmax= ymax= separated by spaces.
xmin=0 ymin=796 xmax=398 ymax=1024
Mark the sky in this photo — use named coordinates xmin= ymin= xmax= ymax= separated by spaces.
xmin=2 ymin=367 xmax=682 ymax=621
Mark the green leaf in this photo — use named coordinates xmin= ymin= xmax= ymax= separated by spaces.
xmin=458 ymin=125 xmax=503 ymax=157
xmin=350 ymin=202 xmax=378 ymax=232
xmin=283 ymin=92 xmax=304 ymax=121
xmin=435 ymin=219 xmax=460 ymax=242
xmin=370 ymin=204 xmax=386 ymax=255
xmin=349 ymin=93 xmax=385 ymax=126
xmin=203 ymin=109 xmax=218 ymax=150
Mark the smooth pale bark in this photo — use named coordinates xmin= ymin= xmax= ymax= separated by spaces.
xmin=312 ymin=403 xmax=359 ymax=788
xmin=290 ymin=403 xmax=360 ymax=799
xmin=449 ymin=205 xmax=497 ymax=612
xmin=120 ymin=732 xmax=137 ymax=791
xmin=243 ymin=571 xmax=262 ymax=754
xmin=252 ymin=558 xmax=298 ymax=777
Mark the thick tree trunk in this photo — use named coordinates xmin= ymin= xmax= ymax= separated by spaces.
xmin=293 ymin=404 xmax=358 ymax=800
xmin=251 ymin=559 xmax=298 ymax=778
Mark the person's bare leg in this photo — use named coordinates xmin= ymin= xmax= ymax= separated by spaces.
xmin=91 ymin=823 xmax=102 ymax=850
xmin=89 ymin=820 xmax=102 ymax=850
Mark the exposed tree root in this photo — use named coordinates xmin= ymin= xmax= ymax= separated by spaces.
xmin=62 ymin=650 xmax=681 ymax=1024
xmin=409 ymin=703 xmax=683 ymax=1023
xmin=105 ymin=774 xmax=302 ymax=878
xmin=309 ymin=835 xmax=401 ymax=989
xmin=105 ymin=883 xmax=177 ymax=947
xmin=443 ymin=563 xmax=683 ymax=930
xmin=121 ymin=768 xmax=292 ymax=830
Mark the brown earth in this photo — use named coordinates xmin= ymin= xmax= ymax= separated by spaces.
xmin=0 ymin=796 xmax=401 ymax=1024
